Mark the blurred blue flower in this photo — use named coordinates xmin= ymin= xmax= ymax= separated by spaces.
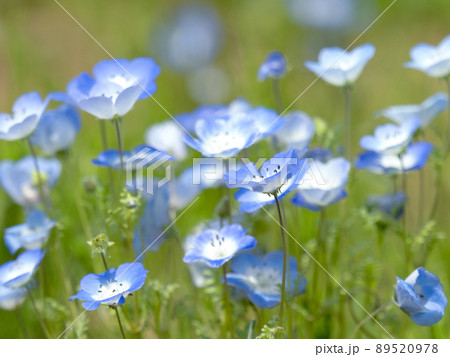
xmin=0 ymin=249 xmax=45 ymax=288
xmin=258 ymin=51 xmax=287 ymax=81
xmin=226 ymin=251 xmax=306 ymax=309
xmin=0 ymin=92 xmax=50 ymax=141
xmin=67 ymin=57 xmax=160 ymax=119
xmin=359 ymin=118 xmax=420 ymax=155
xmin=377 ymin=93 xmax=448 ymax=129
xmin=275 ymin=111 xmax=315 ymax=150
xmin=69 ymin=262 xmax=148 ymax=311
xmin=4 ymin=210 xmax=55 ymax=255
xmin=396 ymin=267 xmax=447 ymax=326
xmin=0 ymin=156 xmax=61 ymax=207
xmin=183 ymin=224 xmax=257 ymax=268
xmin=366 ymin=192 xmax=405 ymax=220
xmin=404 ymin=35 xmax=450 ymax=78
xmin=355 ymin=142 xmax=433 ymax=175
xmin=0 ymin=285 xmax=27 ymax=311
xmin=291 ymin=157 xmax=350 ymax=211
xmin=30 ymin=105 xmax=81 ymax=155
xmin=306 ymin=147 xmax=333 ymax=162
xmin=145 ymin=120 xmax=188 ymax=160
xmin=305 ymin=43 xmax=375 ymax=87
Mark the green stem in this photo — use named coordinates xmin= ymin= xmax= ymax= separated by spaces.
xmin=26 ymin=286 xmax=51 ymax=338
xmin=15 ymin=309 xmax=29 ymax=338
xmin=446 ymin=77 xmax=450 ymax=149
xmin=274 ymin=195 xmax=287 ymax=328
xmin=26 ymin=137 xmax=49 ymax=211
xmin=350 ymin=301 xmax=393 ymax=338
xmin=99 ymin=120 xmax=108 ymax=150
xmin=222 ymin=264 xmax=234 ymax=338
xmin=419 ymin=169 xmax=424 ymax=229
xmin=114 ymin=117 xmax=125 ymax=172
xmin=272 ymin=79 xmax=283 ymax=114
xmin=114 ymin=307 xmax=127 ymax=339
xmin=227 ymin=187 xmax=232 ymax=225
xmin=344 ymin=86 xmax=352 ymax=160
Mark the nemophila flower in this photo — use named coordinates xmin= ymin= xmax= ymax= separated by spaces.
xmin=0 ymin=249 xmax=45 ymax=288
xmin=306 ymin=147 xmax=333 ymax=162
xmin=0 ymin=285 xmax=27 ymax=311
xmin=275 ymin=111 xmax=315 ymax=150
xmin=355 ymin=142 xmax=433 ymax=175
xmin=69 ymin=262 xmax=148 ymax=310
xmin=145 ymin=120 xmax=188 ymax=160
xmin=0 ymin=92 xmax=50 ymax=141
xmin=226 ymin=251 xmax=307 ymax=309
xmin=4 ymin=210 xmax=55 ymax=255
xmin=0 ymin=156 xmax=61 ymax=207
xmin=305 ymin=43 xmax=375 ymax=87
xmin=366 ymin=192 xmax=406 ymax=220
xmin=291 ymin=157 xmax=350 ymax=211
xmin=404 ymin=35 xmax=450 ymax=78
xmin=395 ymin=267 xmax=447 ymax=326
xmin=377 ymin=93 xmax=448 ymax=129
xmin=67 ymin=57 xmax=161 ymax=119
xmin=258 ymin=51 xmax=287 ymax=81
xmin=183 ymin=224 xmax=257 ymax=268
xmin=30 ymin=105 xmax=81 ymax=155
xmin=359 ymin=118 xmax=421 ymax=155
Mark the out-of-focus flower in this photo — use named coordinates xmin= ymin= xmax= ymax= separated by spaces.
xmin=183 ymin=224 xmax=257 ymax=268
xmin=0 ymin=285 xmax=27 ymax=311
xmin=291 ymin=157 xmax=350 ymax=211
xmin=275 ymin=111 xmax=315 ymax=151
xmin=258 ymin=51 xmax=287 ymax=81
xmin=4 ymin=210 xmax=55 ymax=255
xmin=305 ymin=44 xmax=375 ymax=87
xmin=377 ymin=93 xmax=448 ymax=129
xmin=226 ymin=251 xmax=307 ymax=309
xmin=145 ymin=120 xmax=188 ymax=160
xmin=355 ymin=142 xmax=433 ymax=175
xmin=186 ymin=66 xmax=231 ymax=105
xmin=0 ymin=156 xmax=61 ymax=207
xmin=395 ymin=267 xmax=447 ymax=326
xmin=69 ymin=262 xmax=148 ymax=311
xmin=366 ymin=192 xmax=405 ymax=220
xmin=404 ymin=35 xmax=450 ymax=78
xmin=0 ymin=249 xmax=45 ymax=288
xmin=30 ymin=105 xmax=81 ymax=155
xmin=0 ymin=92 xmax=50 ymax=141
xmin=305 ymin=147 xmax=333 ymax=162
xmin=359 ymin=118 xmax=420 ymax=155
xmin=67 ymin=58 xmax=160 ymax=119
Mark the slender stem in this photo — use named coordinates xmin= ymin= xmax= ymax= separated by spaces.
xmin=100 ymin=252 xmax=108 ymax=270
xmin=274 ymin=195 xmax=287 ymax=328
xmin=399 ymin=155 xmax=410 ymax=269
xmin=26 ymin=287 xmax=51 ymax=338
xmin=350 ymin=301 xmax=393 ymax=338
xmin=344 ymin=86 xmax=352 ymax=160
xmin=114 ymin=117 xmax=125 ymax=172
xmin=114 ymin=307 xmax=127 ymax=339
xmin=446 ymin=77 xmax=450 ymax=150
xmin=419 ymin=169 xmax=424 ymax=228
xmin=222 ymin=264 xmax=234 ymax=338
xmin=227 ymin=187 xmax=232 ymax=225
xmin=272 ymin=79 xmax=283 ymax=114
xmin=99 ymin=120 xmax=108 ymax=150
xmin=15 ymin=309 xmax=29 ymax=338
xmin=26 ymin=137 xmax=49 ymax=210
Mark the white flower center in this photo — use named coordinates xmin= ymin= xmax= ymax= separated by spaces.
xmin=201 ymin=234 xmax=238 ymax=260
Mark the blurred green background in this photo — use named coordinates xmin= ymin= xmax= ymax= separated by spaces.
xmin=0 ymin=0 xmax=449 ymax=338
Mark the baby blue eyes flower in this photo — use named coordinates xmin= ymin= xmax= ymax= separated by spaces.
xmin=395 ymin=267 xmax=447 ymax=326
xmin=4 ymin=210 xmax=55 ymax=255
xmin=355 ymin=142 xmax=433 ymax=175
xmin=0 ymin=156 xmax=61 ymax=207
xmin=404 ymin=35 xmax=450 ymax=78
xmin=258 ymin=51 xmax=287 ymax=81
xmin=0 ymin=249 xmax=45 ymax=289
xmin=305 ymin=43 xmax=375 ymax=87
xmin=69 ymin=262 xmax=149 ymax=311
xmin=0 ymin=285 xmax=27 ymax=311
xmin=30 ymin=105 xmax=81 ymax=155
xmin=226 ymin=251 xmax=307 ymax=309
xmin=145 ymin=120 xmax=188 ymax=160
xmin=291 ymin=157 xmax=350 ymax=211
xmin=183 ymin=224 xmax=257 ymax=268
xmin=359 ymin=118 xmax=420 ymax=155
xmin=366 ymin=192 xmax=405 ymax=220
xmin=275 ymin=111 xmax=315 ymax=150
xmin=67 ymin=57 xmax=161 ymax=119
xmin=0 ymin=92 xmax=50 ymax=141
xmin=377 ymin=92 xmax=448 ymax=129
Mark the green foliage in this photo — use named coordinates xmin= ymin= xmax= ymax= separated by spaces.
xmin=256 ymin=316 xmax=286 ymax=339
xmin=87 ymin=233 xmax=115 ymax=259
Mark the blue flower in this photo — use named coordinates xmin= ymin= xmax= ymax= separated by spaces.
xmin=305 ymin=43 xmax=375 ymax=87
xmin=291 ymin=157 xmax=350 ymax=211
xmin=183 ymin=224 xmax=257 ymax=268
xmin=306 ymin=147 xmax=333 ymax=162
xmin=226 ymin=251 xmax=307 ymax=309
xmin=395 ymin=267 xmax=447 ymax=326
xmin=275 ymin=111 xmax=315 ymax=150
xmin=355 ymin=142 xmax=433 ymax=175
xmin=258 ymin=51 xmax=287 ymax=81
xmin=359 ymin=118 xmax=420 ymax=155
xmin=69 ymin=262 xmax=149 ymax=311
xmin=377 ymin=93 xmax=448 ymax=129
xmin=366 ymin=192 xmax=406 ymax=220
xmin=145 ymin=120 xmax=188 ymax=160
xmin=4 ymin=210 xmax=55 ymax=255
xmin=67 ymin=57 xmax=161 ymax=119
xmin=30 ymin=105 xmax=81 ymax=155
xmin=0 ymin=92 xmax=50 ymax=141
xmin=0 ymin=285 xmax=27 ymax=311
xmin=0 ymin=249 xmax=45 ymax=288
xmin=0 ymin=156 xmax=61 ymax=207
xmin=404 ymin=35 xmax=450 ymax=78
